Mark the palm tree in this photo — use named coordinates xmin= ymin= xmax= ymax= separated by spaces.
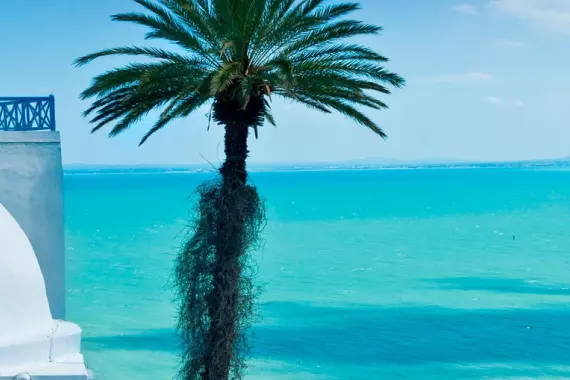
xmin=75 ymin=0 xmax=404 ymax=379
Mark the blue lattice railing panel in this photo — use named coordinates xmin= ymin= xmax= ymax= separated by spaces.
xmin=0 ymin=96 xmax=56 ymax=131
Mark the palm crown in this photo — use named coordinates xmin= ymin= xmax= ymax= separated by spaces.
xmin=76 ymin=0 xmax=404 ymax=145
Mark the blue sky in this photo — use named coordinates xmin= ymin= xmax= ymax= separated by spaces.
xmin=1 ymin=0 xmax=569 ymax=165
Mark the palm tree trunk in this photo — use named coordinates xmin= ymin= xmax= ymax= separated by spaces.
xmin=204 ymin=122 xmax=249 ymax=379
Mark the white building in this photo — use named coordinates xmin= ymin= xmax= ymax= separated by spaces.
xmin=0 ymin=97 xmax=89 ymax=379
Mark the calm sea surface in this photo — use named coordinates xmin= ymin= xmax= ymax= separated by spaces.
xmin=65 ymin=169 xmax=570 ymax=379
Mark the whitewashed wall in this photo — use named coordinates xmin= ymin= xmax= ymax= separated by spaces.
xmin=0 ymin=131 xmax=65 ymax=319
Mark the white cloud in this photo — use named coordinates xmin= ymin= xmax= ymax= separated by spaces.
xmin=486 ymin=96 xmax=504 ymax=105
xmin=423 ymin=71 xmax=493 ymax=84
xmin=485 ymin=96 xmax=524 ymax=107
xmin=453 ymin=3 xmax=477 ymax=14
xmin=491 ymin=0 xmax=570 ymax=34
xmin=492 ymin=38 xmax=526 ymax=48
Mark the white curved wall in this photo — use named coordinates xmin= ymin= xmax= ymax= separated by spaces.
xmin=0 ymin=206 xmax=88 ymax=378
xmin=0 ymin=131 xmax=65 ymax=319
xmin=0 ymin=204 xmax=53 ymax=343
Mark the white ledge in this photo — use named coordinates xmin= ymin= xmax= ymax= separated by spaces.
xmin=0 ymin=131 xmax=60 ymax=144
xmin=0 ymin=321 xmax=89 ymax=379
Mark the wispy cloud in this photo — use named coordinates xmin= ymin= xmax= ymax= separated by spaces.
xmin=491 ymin=0 xmax=570 ymax=34
xmin=486 ymin=96 xmax=503 ymax=105
xmin=423 ymin=71 xmax=493 ymax=84
xmin=453 ymin=3 xmax=477 ymax=14
xmin=492 ymin=38 xmax=526 ymax=48
xmin=485 ymin=96 xmax=524 ymax=107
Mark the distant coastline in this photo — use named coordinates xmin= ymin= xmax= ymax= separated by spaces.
xmin=64 ymin=157 xmax=570 ymax=175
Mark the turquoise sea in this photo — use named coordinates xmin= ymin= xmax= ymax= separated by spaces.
xmin=65 ymin=168 xmax=570 ymax=379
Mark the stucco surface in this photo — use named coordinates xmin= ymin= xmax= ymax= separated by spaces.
xmin=0 ymin=131 xmax=65 ymax=318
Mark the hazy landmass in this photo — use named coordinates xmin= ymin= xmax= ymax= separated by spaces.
xmin=64 ymin=157 xmax=570 ymax=174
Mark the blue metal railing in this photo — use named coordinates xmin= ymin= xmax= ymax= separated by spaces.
xmin=0 ymin=96 xmax=56 ymax=131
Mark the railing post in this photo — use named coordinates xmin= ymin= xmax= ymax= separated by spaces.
xmin=49 ymin=94 xmax=56 ymax=131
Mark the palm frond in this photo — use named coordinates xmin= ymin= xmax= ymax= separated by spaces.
xmin=279 ymin=20 xmax=382 ymax=58
xmin=140 ymin=95 xmax=209 ymax=144
xmin=112 ymin=12 xmax=218 ymax=66
xmin=263 ymin=99 xmax=277 ymax=127
xmin=80 ymin=61 xmax=205 ymax=98
xmin=75 ymin=46 xmax=210 ymax=67
xmin=210 ymin=62 xmax=243 ymax=95
xmin=314 ymin=96 xmax=387 ymax=137
xmin=294 ymin=60 xmax=405 ymax=87
xmin=159 ymin=0 xmax=221 ymax=49
xmin=290 ymin=44 xmax=389 ymax=63
xmin=310 ymin=2 xmax=360 ymax=22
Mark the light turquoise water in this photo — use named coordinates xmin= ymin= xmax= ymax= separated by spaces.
xmin=65 ymin=169 xmax=570 ymax=379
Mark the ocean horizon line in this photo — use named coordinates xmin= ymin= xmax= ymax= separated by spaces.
xmin=63 ymin=155 xmax=570 ymax=170
xmin=62 ymin=160 xmax=570 ymax=175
